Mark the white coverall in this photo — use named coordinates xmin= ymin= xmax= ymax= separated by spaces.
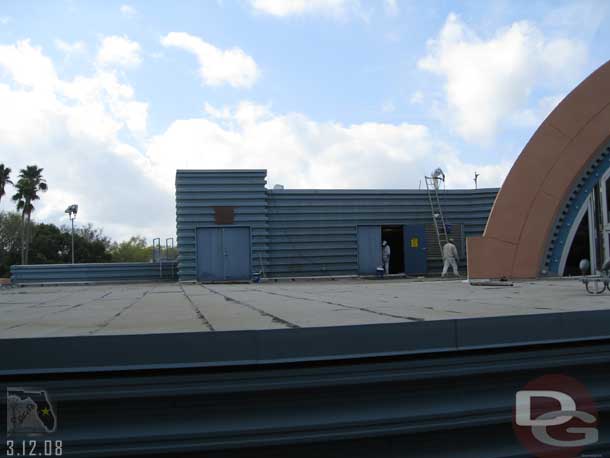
xmin=382 ymin=243 xmax=391 ymax=275
xmin=442 ymin=242 xmax=459 ymax=277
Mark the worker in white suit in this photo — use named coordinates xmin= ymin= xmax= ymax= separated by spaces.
xmin=442 ymin=238 xmax=459 ymax=277
xmin=382 ymin=240 xmax=391 ymax=275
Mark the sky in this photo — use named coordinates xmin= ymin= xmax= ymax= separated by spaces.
xmin=0 ymin=0 xmax=609 ymax=242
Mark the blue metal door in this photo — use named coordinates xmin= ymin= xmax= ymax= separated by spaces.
xmin=222 ymin=227 xmax=251 ymax=280
xmin=404 ymin=225 xmax=427 ymax=275
xmin=197 ymin=228 xmax=224 ymax=281
xmin=196 ymin=227 xmax=251 ymax=281
xmin=357 ymin=226 xmax=382 ymax=275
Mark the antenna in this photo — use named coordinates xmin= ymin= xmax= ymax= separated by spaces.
xmin=474 ymin=171 xmax=480 ymax=189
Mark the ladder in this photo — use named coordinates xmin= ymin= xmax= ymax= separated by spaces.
xmin=425 ymin=176 xmax=449 ymax=257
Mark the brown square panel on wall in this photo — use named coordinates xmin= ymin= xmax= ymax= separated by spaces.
xmin=214 ymin=206 xmax=235 ymax=225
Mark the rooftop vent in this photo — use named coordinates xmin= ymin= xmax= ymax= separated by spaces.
xmin=273 ymin=184 xmax=285 ymax=190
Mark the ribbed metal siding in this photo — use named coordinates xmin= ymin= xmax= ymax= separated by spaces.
xmin=175 ymin=170 xmax=268 ymax=281
xmin=175 ymin=170 xmax=497 ymax=280
xmin=267 ymin=189 xmax=498 ymax=277
xmin=10 ymin=262 xmax=178 ymax=284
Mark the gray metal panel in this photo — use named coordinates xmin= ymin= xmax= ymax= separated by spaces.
xmin=10 ymin=262 xmax=177 ymax=284
xmin=223 ymin=227 xmax=251 ymax=280
xmin=176 ymin=170 xmax=268 ymax=281
xmin=176 ymin=169 xmax=498 ymax=279
xmin=196 ymin=227 xmax=224 ymax=281
xmin=357 ymin=225 xmax=381 ymax=274
xmin=266 ymin=188 xmax=498 ymax=277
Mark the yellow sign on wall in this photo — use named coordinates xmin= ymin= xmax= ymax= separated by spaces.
xmin=410 ymin=237 xmax=419 ymax=248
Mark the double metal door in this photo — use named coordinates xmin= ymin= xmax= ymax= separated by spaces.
xmin=196 ymin=227 xmax=250 ymax=281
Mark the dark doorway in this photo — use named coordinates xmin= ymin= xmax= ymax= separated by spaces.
xmin=564 ymin=210 xmax=591 ymax=276
xmin=381 ymin=225 xmax=405 ymax=274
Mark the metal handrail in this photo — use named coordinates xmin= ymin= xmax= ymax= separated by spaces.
xmin=152 ymin=237 xmax=162 ymax=278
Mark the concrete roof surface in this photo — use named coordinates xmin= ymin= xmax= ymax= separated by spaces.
xmin=0 ymin=278 xmax=606 ymax=339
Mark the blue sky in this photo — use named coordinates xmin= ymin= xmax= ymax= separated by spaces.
xmin=0 ymin=0 xmax=608 ymax=241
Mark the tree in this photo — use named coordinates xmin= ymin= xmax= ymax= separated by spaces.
xmin=29 ymin=223 xmax=113 ymax=265
xmin=0 ymin=164 xmax=12 ymax=203
xmin=67 ymin=223 xmax=112 ymax=263
xmin=0 ymin=211 xmax=22 ymax=277
xmin=75 ymin=224 xmax=112 ymax=250
xmin=12 ymin=165 xmax=48 ymax=264
xmin=27 ymin=223 xmax=71 ymax=265
xmin=1 ymin=218 xmax=114 ymax=276
xmin=109 ymin=236 xmax=153 ymax=262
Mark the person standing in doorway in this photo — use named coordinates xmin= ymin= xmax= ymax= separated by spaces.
xmin=382 ymin=240 xmax=391 ymax=275
xmin=442 ymin=238 xmax=459 ymax=277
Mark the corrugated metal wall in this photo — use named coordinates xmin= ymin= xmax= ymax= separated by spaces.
xmin=175 ymin=170 xmax=498 ymax=280
xmin=175 ymin=170 xmax=268 ymax=281
xmin=11 ymin=261 xmax=177 ymax=284
xmin=267 ymin=189 xmax=497 ymax=277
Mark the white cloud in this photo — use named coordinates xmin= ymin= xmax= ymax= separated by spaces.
xmin=59 ymin=71 xmax=149 ymax=138
xmin=543 ymin=0 xmax=610 ymax=40
xmin=120 ymin=4 xmax=137 ymax=17
xmin=161 ymin=32 xmax=259 ymax=88
xmin=0 ymin=39 xmax=166 ymax=242
xmin=510 ymin=94 xmax=563 ymax=129
xmin=442 ymin=155 xmax=511 ymax=190
xmin=96 ymin=35 xmax=142 ymax=69
xmin=248 ymin=0 xmax=364 ymax=19
xmin=145 ymin=101 xmax=509 ymax=193
xmin=0 ymin=40 xmax=58 ymax=91
xmin=384 ymin=0 xmax=399 ymax=17
xmin=0 ymin=38 xmax=509 ymax=244
xmin=55 ymin=39 xmax=87 ymax=57
xmin=418 ymin=13 xmax=587 ymax=144
xmin=203 ymin=102 xmax=233 ymax=120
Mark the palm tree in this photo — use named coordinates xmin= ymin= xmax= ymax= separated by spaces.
xmin=12 ymin=166 xmax=47 ymax=264
xmin=12 ymin=181 xmax=30 ymax=265
xmin=0 ymin=164 xmax=12 ymax=203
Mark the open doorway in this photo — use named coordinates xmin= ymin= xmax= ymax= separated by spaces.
xmin=564 ymin=210 xmax=591 ymax=276
xmin=381 ymin=225 xmax=405 ymax=274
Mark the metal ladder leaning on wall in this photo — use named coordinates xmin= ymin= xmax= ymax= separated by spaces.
xmin=152 ymin=238 xmax=162 ymax=278
xmin=425 ymin=171 xmax=449 ymax=258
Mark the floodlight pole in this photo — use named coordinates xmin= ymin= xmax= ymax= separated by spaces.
xmin=71 ymin=217 xmax=75 ymax=264
xmin=65 ymin=204 xmax=78 ymax=264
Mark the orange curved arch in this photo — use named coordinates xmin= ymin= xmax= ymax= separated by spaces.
xmin=467 ymin=60 xmax=610 ymax=279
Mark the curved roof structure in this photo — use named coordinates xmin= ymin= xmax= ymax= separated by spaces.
xmin=468 ymin=60 xmax=610 ymax=279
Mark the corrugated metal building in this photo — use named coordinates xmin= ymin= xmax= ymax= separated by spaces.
xmin=175 ymin=170 xmax=499 ymax=281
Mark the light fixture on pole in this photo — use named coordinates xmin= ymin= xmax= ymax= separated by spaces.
xmin=431 ymin=167 xmax=445 ymax=190
xmin=65 ymin=204 xmax=78 ymax=264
